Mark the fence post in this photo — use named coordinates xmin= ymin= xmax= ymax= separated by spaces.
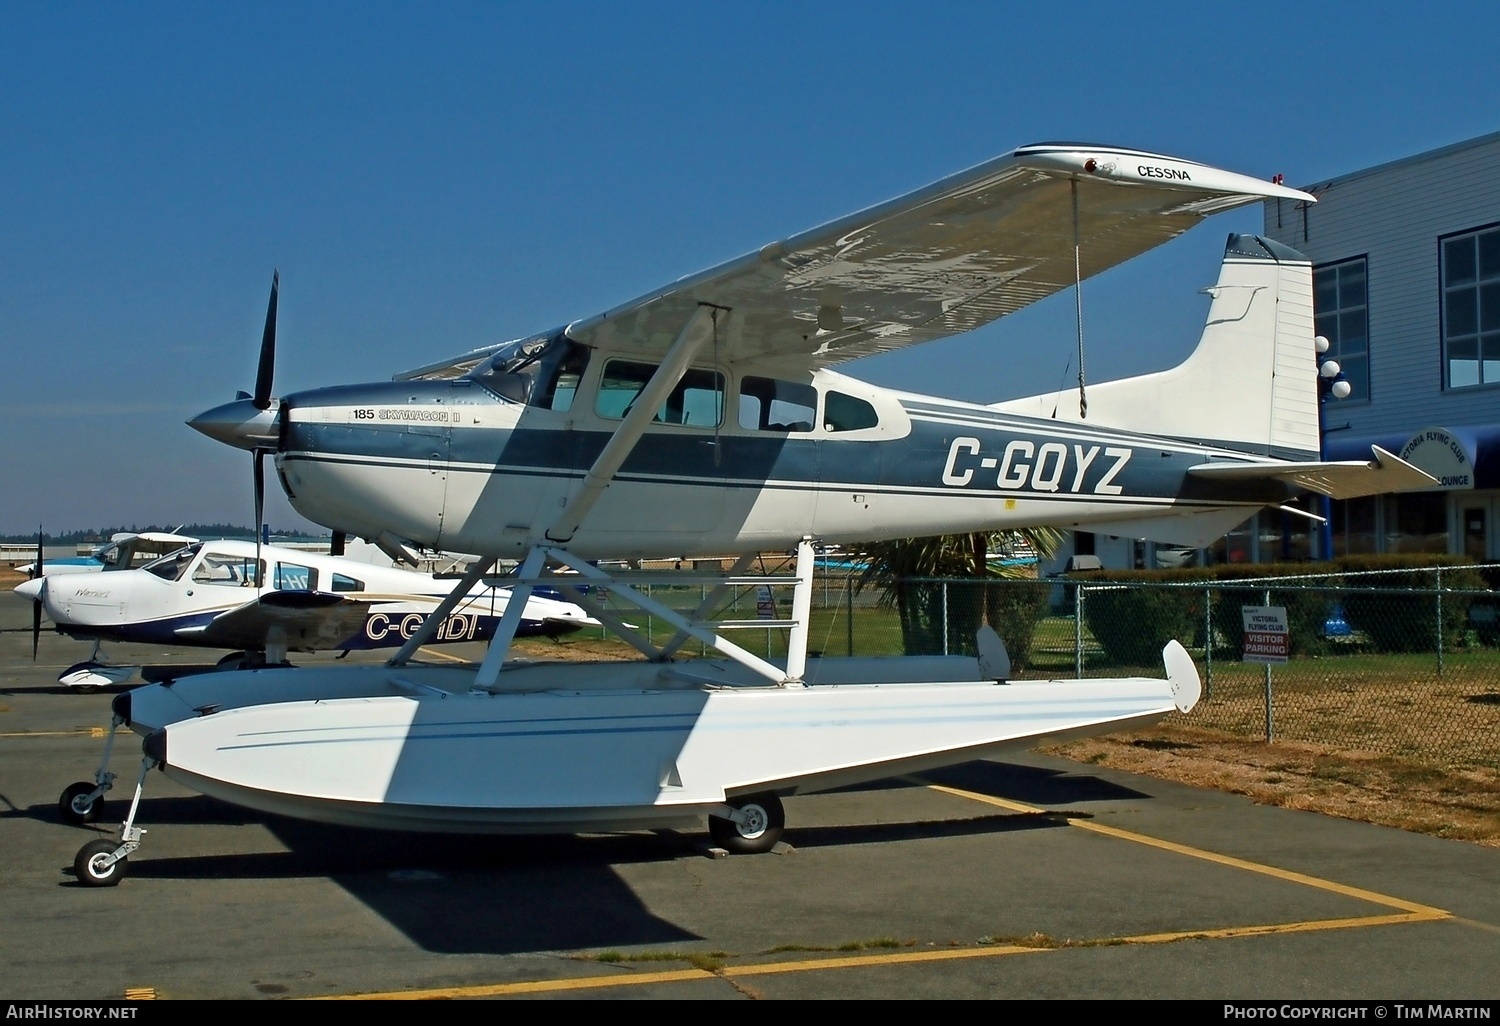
xmin=846 ymin=577 xmax=854 ymax=657
xmin=1263 ymin=586 xmax=1274 ymax=743
xmin=1436 ymin=566 xmax=1445 ymax=677
xmin=1074 ymin=582 xmax=1085 ymax=678
xmin=941 ymin=579 xmax=949 ymax=656
xmin=1204 ymin=584 xmax=1214 ymax=699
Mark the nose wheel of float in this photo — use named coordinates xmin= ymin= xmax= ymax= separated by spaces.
xmin=69 ymin=756 xmax=154 ymax=887
xmin=59 ymin=781 xmax=105 ymax=824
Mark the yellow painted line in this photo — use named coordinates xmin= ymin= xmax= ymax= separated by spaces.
xmin=208 ymin=768 xmax=1461 ymax=1000
xmin=318 ymin=909 xmax=1450 ymax=1000
xmin=917 ymin=781 xmax=1451 ymax=919
xmin=0 ymin=728 xmax=102 ymax=739
xmin=307 ymin=781 xmax=1456 ymax=1001
xmin=412 ymin=647 xmax=472 ymax=665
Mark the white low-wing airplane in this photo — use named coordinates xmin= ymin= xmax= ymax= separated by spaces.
xmin=68 ymin=142 xmax=1438 ymax=885
xmin=18 ymin=537 xmax=596 ymax=690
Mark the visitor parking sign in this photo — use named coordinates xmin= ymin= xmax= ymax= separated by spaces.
xmin=1242 ymin=606 xmax=1289 ymax=664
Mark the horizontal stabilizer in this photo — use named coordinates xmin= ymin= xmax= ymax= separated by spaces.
xmin=1186 ymin=445 xmax=1438 ymax=501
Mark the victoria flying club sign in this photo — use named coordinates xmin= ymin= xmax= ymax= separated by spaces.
xmin=1399 ymin=427 xmax=1474 ymax=490
xmin=1242 ymin=606 xmax=1289 ymax=664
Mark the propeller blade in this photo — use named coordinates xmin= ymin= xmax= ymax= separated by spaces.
xmin=253 ymin=450 xmax=266 ymax=588
xmin=253 ymin=271 xmax=279 ymax=411
xmin=31 ymin=527 xmax=42 ymax=659
xmin=330 ymin=531 xmax=346 ymax=557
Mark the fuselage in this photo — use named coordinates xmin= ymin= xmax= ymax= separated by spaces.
xmin=25 ymin=539 xmax=593 ymax=652
xmin=269 ymin=359 xmax=1291 ymax=561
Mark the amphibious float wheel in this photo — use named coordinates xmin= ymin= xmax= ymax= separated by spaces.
xmin=708 ymin=792 xmax=785 ymax=854
xmin=58 ymin=781 xmax=100 ymax=825
xmin=73 ymin=840 xmax=127 ymax=887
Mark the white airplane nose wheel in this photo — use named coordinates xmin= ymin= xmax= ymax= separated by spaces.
xmin=73 ymin=839 xmax=127 ymax=887
xmin=58 ymin=782 xmax=102 ymax=825
xmin=708 ymin=792 xmax=785 ymax=854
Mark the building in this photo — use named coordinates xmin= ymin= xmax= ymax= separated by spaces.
xmin=1260 ymin=130 xmax=1500 ymax=565
xmin=1051 ymin=131 xmax=1500 ymax=574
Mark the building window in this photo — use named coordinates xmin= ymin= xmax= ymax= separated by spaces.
xmin=1313 ymin=257 xmax=1369 ymax=402
xmin=1441 ymin=224 xmax=1500 ymax=389
xmin=1382 ymin=492 xmax=1448 ymax=554
xmin=1330 ymin=497 xmax=1378 ymax=556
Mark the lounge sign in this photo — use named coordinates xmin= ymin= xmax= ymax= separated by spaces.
xmin=1398 ymin=427 xmax=1474 ymax=490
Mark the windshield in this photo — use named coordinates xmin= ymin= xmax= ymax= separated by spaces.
xmin=465 ymin=333 xmax=589 ymax=409
xmin=141 ymin=543 xmax=202 ymax=582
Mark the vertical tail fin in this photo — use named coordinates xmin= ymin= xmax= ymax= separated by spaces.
xmin=990 ymin=234 xmax=1320 ymax=460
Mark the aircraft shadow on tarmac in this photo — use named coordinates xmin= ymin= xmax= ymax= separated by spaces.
xmin=35 ymin=761 xmax=1154 ymax=955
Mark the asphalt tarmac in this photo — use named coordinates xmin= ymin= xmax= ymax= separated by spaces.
xmin=2 ymin=589 xmax=1498 ymax=1002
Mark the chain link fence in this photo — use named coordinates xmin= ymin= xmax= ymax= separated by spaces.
xmin=599 ymin=565 xmax=1500 ymax=770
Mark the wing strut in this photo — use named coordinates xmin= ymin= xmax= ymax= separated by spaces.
xmin=1072 ymin=177 xmax=1087 ymax=420
xmin=471 ymin=541 xmax=820 ymax=693
xmin=386 ymin=555 xmax=498 ymax=667
xmin=544 ymin=303 xmax=722 ymax=544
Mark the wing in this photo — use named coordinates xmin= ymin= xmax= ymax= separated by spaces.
xmin=399 ymin=143 xmax=1315 ymax=379
xmin=175 ymin=591 xmax=373 ymax=651
xmin=1187 ymin=446 xmax=1438 ymax=501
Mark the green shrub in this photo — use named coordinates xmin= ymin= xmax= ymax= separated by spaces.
xmin=1335 ymin=556 xmax=1486 ymax=653
xmin=983 ymin=579 xmax=1052 ymax=673
xmin=1080 ymin=585 xmax=1201 ymax=668
xmin=1066 ymin=556 xmax=1494 ymax=659
xmin=895 ymin=579 xmax=1051 ymax=672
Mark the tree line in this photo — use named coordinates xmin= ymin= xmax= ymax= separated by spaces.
xmin=1 ymin=524 xmax=323 ymax=545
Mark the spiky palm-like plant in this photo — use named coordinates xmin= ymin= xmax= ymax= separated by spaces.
xmin=855 ymin=528 xmax=1062 ymax=668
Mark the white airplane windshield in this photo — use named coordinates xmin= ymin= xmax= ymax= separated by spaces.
xmin=466 ymin=335 xmax=589 ymax=410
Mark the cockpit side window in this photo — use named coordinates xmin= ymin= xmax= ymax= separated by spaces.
xmin=466 ymin=335 xmax=590 ymax=410
xmin=596 ymin=360 xmax=724 ymax=426
xmin=739 ymin=376 xmax=816 ymax=433
xmin=824 ymin=390 xmax=879 ymax=432
xmin=192 ymin=551 xmax=262 ymax=587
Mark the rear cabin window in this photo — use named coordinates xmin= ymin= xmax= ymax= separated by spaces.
xmin=274 ymin=563 xmax=315 ymax=590
xmin=823 ymin=391 xmax=879 ymax=432
xmin=739 ymin=377 xmax=816 ymax=433
xmin=596 ymin=360 xmax=724 ymax=427
xmin=331 ymin=573 xmax=363 ymax=592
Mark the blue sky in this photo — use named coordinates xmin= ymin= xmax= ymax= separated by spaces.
xmin=4 ymin=2 xmax=1498 ymax=535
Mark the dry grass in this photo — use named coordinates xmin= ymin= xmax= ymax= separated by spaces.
xmin=1041 ymin=724 xmax=1500 ymax=848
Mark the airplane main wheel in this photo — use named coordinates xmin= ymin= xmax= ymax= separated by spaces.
xmin=58 ymin=782 xmax=100 ymax=825
xmin=73 ymin=840 xmax=127 ymax=887
xmin=708 ymin=792 xmax=785 ymax=855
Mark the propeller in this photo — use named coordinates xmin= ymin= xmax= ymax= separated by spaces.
xmin=30 ymin=527 xmax=43 ymax=660
xmin=251 ymin=272 xmax=278 ymax=589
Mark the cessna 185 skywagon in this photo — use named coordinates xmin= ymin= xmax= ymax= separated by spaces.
xmin=68 ymin=142 xmax=1438 ymax=885
xmin=18 ymin=537 xmax=595 ymax=690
